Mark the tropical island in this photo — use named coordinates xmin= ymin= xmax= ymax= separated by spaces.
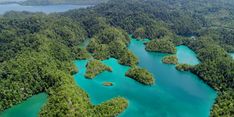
xmin=85 ymin=59 xmax=112 ymax=79
xmin=0 ymin=0 xmax=233 ymax=116
xmin=162 ymin=55 xmax=178 ymax=64
xmin=145 ymin=39 xmax=176 ymax=54
xmin=103 ymin=82 xmax=113 ymax=86
xmin=125 ymin=67 xmax=155 ymax=85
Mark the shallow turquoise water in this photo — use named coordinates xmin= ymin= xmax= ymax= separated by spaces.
xmin=176 ymin=45 xmax=200 ymax=65
xmin=0 ymin=4 xmax=90 ymax=15
xmin=74 ymin=39 xmax=217 ymax=117
xmin=230 ymin=53 xmax=234 ymax=59
xmin=0 ymin=93 xmax=47 ymax=117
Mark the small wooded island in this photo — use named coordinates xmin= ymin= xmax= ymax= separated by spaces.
xmin=103 ymin=82 xmax=114 ymax=86
xmin=85 ymin=60 xmax=112 ymax=79
xmin=145 ymin=39 xmax=176 ymax=54
xmin=125 ymin=67 xmax=155 ymax=85
xmin=162 ymin=55 xmax=178 ymax=64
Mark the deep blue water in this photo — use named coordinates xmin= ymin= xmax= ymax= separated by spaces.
xmin=74 ymin=39 xmax=217 ymax=117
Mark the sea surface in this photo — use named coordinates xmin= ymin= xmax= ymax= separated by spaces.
xmin=0 ymin=3 xmax=90 ymax=15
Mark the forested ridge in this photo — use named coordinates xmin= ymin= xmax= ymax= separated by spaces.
xmin=0 ymin=0 xmax=109 ymax=5
xmin=0 ymin=0 xmax=234 ymax=116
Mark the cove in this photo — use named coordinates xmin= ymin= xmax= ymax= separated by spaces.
xmin=230 ymin=53 xmax=234 ymax=59
xmin=0 ymin=93 xmax=47 ymax=117
xmin=74 ymin=38 xmax=217 ymax=117
xmin=0 ymin=4 xmax=90 ymax=15
xmin=176 ymin=45 xmax=200 ymax=65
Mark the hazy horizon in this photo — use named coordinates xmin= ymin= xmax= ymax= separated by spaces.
xmin=0 ymin=0 xmax=26 ymax=3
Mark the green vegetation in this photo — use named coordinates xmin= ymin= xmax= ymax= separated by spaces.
xmin=72 ymin=47 xmax=91 ymax=60
xmin=125 ymin=67 xmax=155 ymax=85
xmin=146 ymin=39 xmax=176 ymax=54
xmin=162 ymin=55 xmax=178 ymax=64
xmin=0 ymin=14 xmax=88 ymax=112
xmin=132 ymin=27 xmax=146 ymax=39
xmin=85 ymin=60 xmax=112 ymax=79
xmin=176 ymin=64 xmax=192 ymax=72
xmin=199 ymin=29 xmax=234 ymax=52
xmin=87 ymin=39 xmax=110 ymax=60
xmin=118 ymin=51 xmax=139 ymax=66
xmin=0 ymin=12 xmax=128 ymax=116
xmin=86 ymin=27 xmax=138 ymax=66
xmin=132 ymin=22 xmax=172 ymax=39
xmin=40 ymin=75 xmax=127 ymax=116
xmin=187 ymin=37 xmax=234 ymax=116
xmin=93 ymin=97 xmax=128 ymax=116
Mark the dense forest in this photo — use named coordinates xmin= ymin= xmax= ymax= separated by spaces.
xmin=0 ymin=12 xmax=129 ymax=116
xmin=162 ymin=55 xmax=178 ymax=64
xmin=176 ymin=64 xmax=192 ymax=72
xmin=145 ymin=39 xmax=176 ymax=54
xmin=85 ymin=59 xmax=112 ymax=79
xmin=125 ymin=67 xmax=155 ymax=85
xmin=0 ymin=0 xmax=234 ymax=116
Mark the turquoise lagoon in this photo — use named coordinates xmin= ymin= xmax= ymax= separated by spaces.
xmin=0 ymin=93 xmax=47 ymax=117
xmin=176 ymin=45 xmax=200 ymax=65
xmin=74 ymin=39 xmax=217 ymax=117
